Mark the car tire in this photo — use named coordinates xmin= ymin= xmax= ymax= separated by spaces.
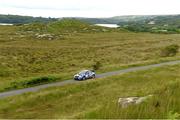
xmin=82 ymin=77 xmax=86 ymax=80
xmin=92 ymin=74 xmax=95 ymax=79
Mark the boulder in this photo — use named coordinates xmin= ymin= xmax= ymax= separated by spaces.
xmin=118 ymin=95 xmax=153 ymax=108
xmin=35 ymin=33 xmax=55 ymax=40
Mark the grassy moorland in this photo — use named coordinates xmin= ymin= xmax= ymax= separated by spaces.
xmin=0 ymin=64 xmax=179 ymax=119
xmin=0 ymin=19 xmax=180 ymax=91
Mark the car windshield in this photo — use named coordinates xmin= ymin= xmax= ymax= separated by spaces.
xmin=79 ymin=71 xmax=88 ymax=75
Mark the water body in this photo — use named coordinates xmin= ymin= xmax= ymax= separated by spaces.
xmin=95 ymin=24 xmax=120 ymax=28
xmin=0 ymin=23 xmax=13 ymax=26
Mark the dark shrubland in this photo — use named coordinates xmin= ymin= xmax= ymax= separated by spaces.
xmin=4 ymin=76 xmax=58 ymax=91
xmin=161 ymin=44 xmax=179 ymax=57
xmin=92 ymin=61 xmax=102 ymax=70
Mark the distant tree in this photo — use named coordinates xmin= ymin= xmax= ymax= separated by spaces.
xmin=0 ymin=14 xmax=57 ymax=24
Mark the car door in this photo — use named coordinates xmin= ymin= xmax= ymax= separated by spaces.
xmin=85 ymin=71 xmax=90 ymax=78
xmin=89 ymin=71 xmax=93 ymax=77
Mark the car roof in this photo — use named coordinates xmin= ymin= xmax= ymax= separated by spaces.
xmin=79 ymin=70 xmax=91 ymax=73
xmin=81 ymin=70 xmax=89 ymax=72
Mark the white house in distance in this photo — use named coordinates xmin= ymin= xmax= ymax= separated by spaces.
xmin=148 ymin=21 xmax=155 ymax=25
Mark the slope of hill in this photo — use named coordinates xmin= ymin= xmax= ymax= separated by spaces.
xmin=0 ymin=22 xmax=180 ymax=92
xmin=19 ymin=19 xmax=118 ymax=33
xmin=47 ymin=19 xmax=112 ymax=33
xmin=68 ymin=15 xmax=156 ymax=24
xmin=65 ymin=15 xmax=180 ymax=34
xmin=0 ymin=14 xmax=156 ymax=24
xmin=0 ymin=15 xmax=180 ymax=119
xmin=118 ymin=15 xmax=180 ymax=33
xmin=1 ymin=14 xmax=180 ymax=34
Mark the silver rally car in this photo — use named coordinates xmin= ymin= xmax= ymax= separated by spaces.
xmin=74 ymin=70 xmax=96 ymax=80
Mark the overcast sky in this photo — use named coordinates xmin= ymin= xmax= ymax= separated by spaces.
xmin=0 ymin=0 xmax=180 ymax=18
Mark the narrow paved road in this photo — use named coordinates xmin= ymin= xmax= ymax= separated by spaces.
xmin=0 ymin=60 xmax=180 ymax=99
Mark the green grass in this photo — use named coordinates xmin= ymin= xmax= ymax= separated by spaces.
xmin=0 ymin=18 xmax=179 ymax=119
xmin=0 ymin=64 xmax=179 ymax=119
xmin=0 ymin=22 xmax=180 ymax=91
xmin=3 ymin=76 xmax=59 ymax=92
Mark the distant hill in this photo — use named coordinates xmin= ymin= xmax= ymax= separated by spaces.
xmin=1 ymin=14 xmax=180 ymax=33
xmin=66 ymin=15 xmax=156 ymax=24
xmin=19 ymin=19 xmax=117 ymax=33
xmin=48 ymin=19 xmax=92 ymax=33
xmin=117 ymin=15 xmax=180 ymax=33
xmin=1 ymin=14 xmax=179 ymax=25
xmin=0 ymin=14 xmax=57 ymax=24
xmin=68 ymin=15 xmax=180 ymax=34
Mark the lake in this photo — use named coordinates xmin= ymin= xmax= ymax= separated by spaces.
xmin=95 ymin=24 xmax=120 ymax=28
xmin=0 ymin=23 xmax=13 ymax=26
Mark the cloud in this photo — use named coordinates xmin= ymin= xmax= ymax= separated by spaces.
xmin=0 ymin=0 xmax=179 ymax=17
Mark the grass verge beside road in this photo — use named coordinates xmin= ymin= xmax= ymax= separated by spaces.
xmin=0 ymin=64 xmax=179 ymax=119
xmin=0 ymin=57 xmax=180 ymax=92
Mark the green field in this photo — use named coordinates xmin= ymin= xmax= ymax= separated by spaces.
xmin=0 ymin=20 xmax=180 ymax=91
xmin=0 ymin=64 xmax=179 ymax=119
xmin=0 ymin=19 xmax=180 ymax=119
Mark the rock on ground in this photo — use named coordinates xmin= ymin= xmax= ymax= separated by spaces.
xmin=118 ymin=95 xmax=153 ymax=108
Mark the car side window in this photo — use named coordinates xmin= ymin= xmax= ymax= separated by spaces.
xmin=86 ymin=71 xmax=90 ymax=76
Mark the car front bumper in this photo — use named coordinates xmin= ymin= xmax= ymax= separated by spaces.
xmin=74 ymin=76 xmax=81 ymax=80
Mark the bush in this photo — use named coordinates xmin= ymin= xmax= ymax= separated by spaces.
xmin=21 ymin=76 xmax=57 ymax=86
xmin=161 ymin=44 xmax=179 ymax=57
xmin=167 ymin=111 xmax=180 ymax=119
xmin=92 ymin=61 xmax=102 ymax=70
xmin=5 ymin=76 xmax=58 ymax=91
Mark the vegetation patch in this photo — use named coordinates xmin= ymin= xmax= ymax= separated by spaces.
xmin=4 ymin=76 xmax=59 ymax=91
xmin=161 ymin=44 xmax=179 ymax=57
xmin=0 ymin=67 xmax=12 ymax=77
xmin=92 ymin=61 xmax=102 ymax=70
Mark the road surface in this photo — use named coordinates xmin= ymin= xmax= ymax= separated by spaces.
xmin=0 ymin=60 xmax=180 ymax=99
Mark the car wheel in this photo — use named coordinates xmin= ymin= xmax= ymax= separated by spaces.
xmin=82 ymin=77 xmax=86 ymax=80
xmin=92 ymin=74 xmax=95 ymax=79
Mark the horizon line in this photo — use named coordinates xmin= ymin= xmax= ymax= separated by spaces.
xmin=0 ymin=13 xmax=180 ymax=19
